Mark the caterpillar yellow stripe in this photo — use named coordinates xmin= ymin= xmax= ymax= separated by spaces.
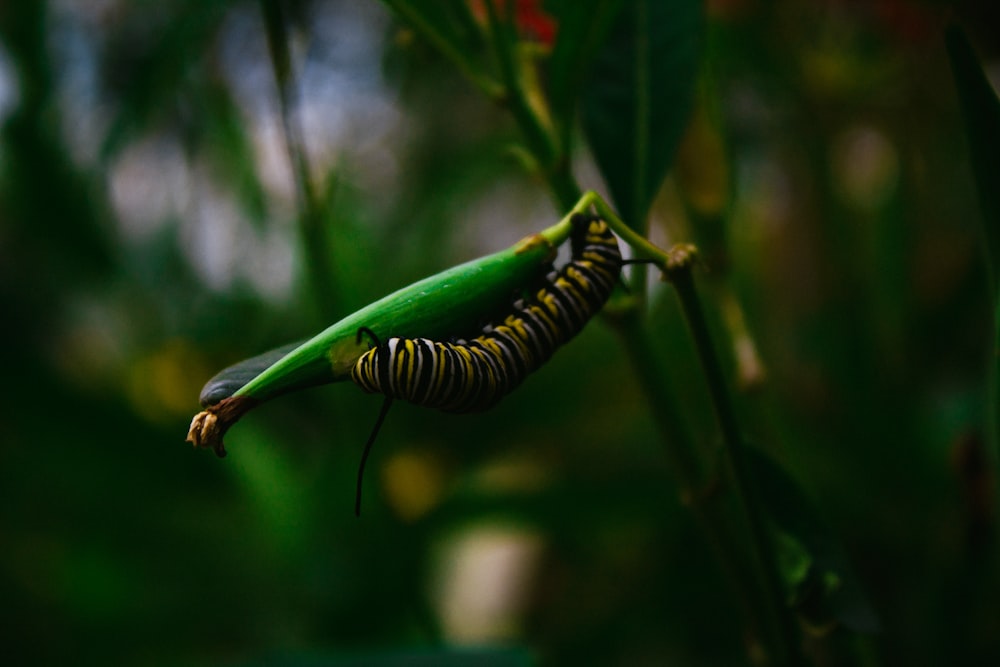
xmin=350 ymin=214 xmax=623 ymax=412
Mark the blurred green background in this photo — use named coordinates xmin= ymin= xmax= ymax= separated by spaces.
xmin=2 ymin=0 xmax=999 ymax=665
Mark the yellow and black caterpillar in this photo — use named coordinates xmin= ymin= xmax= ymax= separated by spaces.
xmin=349 ymin=213 xmax=622 ymax=513
xmin=350 ymin=214 xmax=622 ymax=411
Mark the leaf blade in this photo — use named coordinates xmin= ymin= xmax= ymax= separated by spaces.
xmin=580 ymin=0 xmax=703 ymax=229
xmin=946 ymin=24 xmax=1000 ymax=289
xmin=199 ymin=222 xmax=572 ymax=407
xmin=545 ymin=0 xmax=625 ymax=143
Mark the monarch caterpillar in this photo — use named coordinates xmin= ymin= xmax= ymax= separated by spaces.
xmin=350 ymin=213 xmax=623 ymax=513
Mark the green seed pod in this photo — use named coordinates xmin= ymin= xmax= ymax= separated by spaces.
xmin=187 ymin=218 xmax=573 ymax=456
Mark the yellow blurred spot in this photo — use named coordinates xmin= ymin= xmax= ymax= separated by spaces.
xmin=126 ymin=339 xmax=212 ymax=423
xmin=380 ymin=449 xmax=446 ymax=521
xmin=468 ymin=456 xmax=549 ymax=495
xmin=802 ymin=48 xmax=859 ymax=96
xmin=831 ymin=125 xmax=899 ymax=212
xmin=719 ymin=288 xmax=767 ymax=390
xmin=675 ymin=105 xmax=730 ymax=217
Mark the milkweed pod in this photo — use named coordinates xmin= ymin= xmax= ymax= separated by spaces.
xmin=187 ymin=219 xmax=571 ymax=455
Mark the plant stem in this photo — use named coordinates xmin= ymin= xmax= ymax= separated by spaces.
xmin=482 ymin=1 xmax=580 ymax=210
xmin=615 ymin=309 xmax=702 ymax=490
xmin=667 ymin=255 xmax=800 ymax=666
xmin=260 ymin=0 xmax=337 ymax=318
xmin=380 ymin=0 xmax=801 ymax=656
xmin=613 ymin=292 xmax=798 ymax=659
xmin=576 ymin=190 xmax=791 ymax=659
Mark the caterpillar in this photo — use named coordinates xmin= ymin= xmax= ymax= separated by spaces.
xmin=349 ymin=213 xmax=622 ymax=514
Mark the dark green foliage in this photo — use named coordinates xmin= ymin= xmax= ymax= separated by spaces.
xmin=580 ymin=0 xmax=702 ymax=230
xmin=745 ymin=447 xmax=878 ymax=635
xmin=201 ymin=340 xmax=307 ymax=405
xmin=3 ymin=1 xmax=1000 ymax=666
xmin=947 ymin=24 xmax=1000 ymax=293
xmin=545 ymin=0 xmax=624 ymax=146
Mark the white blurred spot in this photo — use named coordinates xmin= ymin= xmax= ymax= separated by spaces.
xmin=181 ymin=166 xmax=244 ymax=293
xmin=986 ymin=61 xmax=1000 ymax=98
xmin=109 ymin=134 xmax=191 ymax=241
xmin=240 ymin=221 xmax=296 ymax=302
xmin=431 ymin=523 xmax=544 ymax=644
xmin=216 ymin=1 xmax=404 ymax=204
xmin=179 ymin=160 xmax=294 ymax=301
xmin=452 ymin=181 xmax=553 ymax=257
xmin=0 ymin=43 xmax=19 ymax=123
xmin=53 ymin=0 xmax=414 ymax=304
xmin=47 ymin=0 xmax=116 ymax=166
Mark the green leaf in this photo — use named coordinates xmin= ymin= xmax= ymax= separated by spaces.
xmin=579 ymin=0 xmax=703 ymax=230
xmin=545 ymin=0 xmax=625 ymax=145
xmin=188 ymin=221 xmax=571 ymax=454
xmin=946 ymin=24 xmax=1000 ymax=291
xmin=200 ymin=340 xmax=307 ymax=406
xmin=198 ymin=225 xmax=564 ymax=409
xmin=946 ymin=24 xmax=1000 ymax=462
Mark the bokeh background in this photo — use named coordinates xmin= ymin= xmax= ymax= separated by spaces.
xmin=2 ymin=0 xmax=999 ymax=664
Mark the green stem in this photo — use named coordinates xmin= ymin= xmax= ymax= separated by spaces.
xmin=571 ymin=190 xmax=791 ymax=661
xmin=993 ymin=298 xmax=1000 ymax=459
xmin=482 ymin=1 xmax=580 ymax=209
xmin=587 ymin=192 xmax=671 ymax=263
xmin=668 ymin=257 xmax=800 ymax=666
xmin=615 ymin=310 xmax=703 ymax=494
xmin=613 ymin=311 xmax=755 ymax=584
xmin=557 ymin=192 xmax=802 ymax=664
xmin=260 ymin=0 xmax=337 ymax=317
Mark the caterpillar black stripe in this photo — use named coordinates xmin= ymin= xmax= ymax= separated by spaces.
xmin=349 ymin=213 xmax=622 ymax=514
